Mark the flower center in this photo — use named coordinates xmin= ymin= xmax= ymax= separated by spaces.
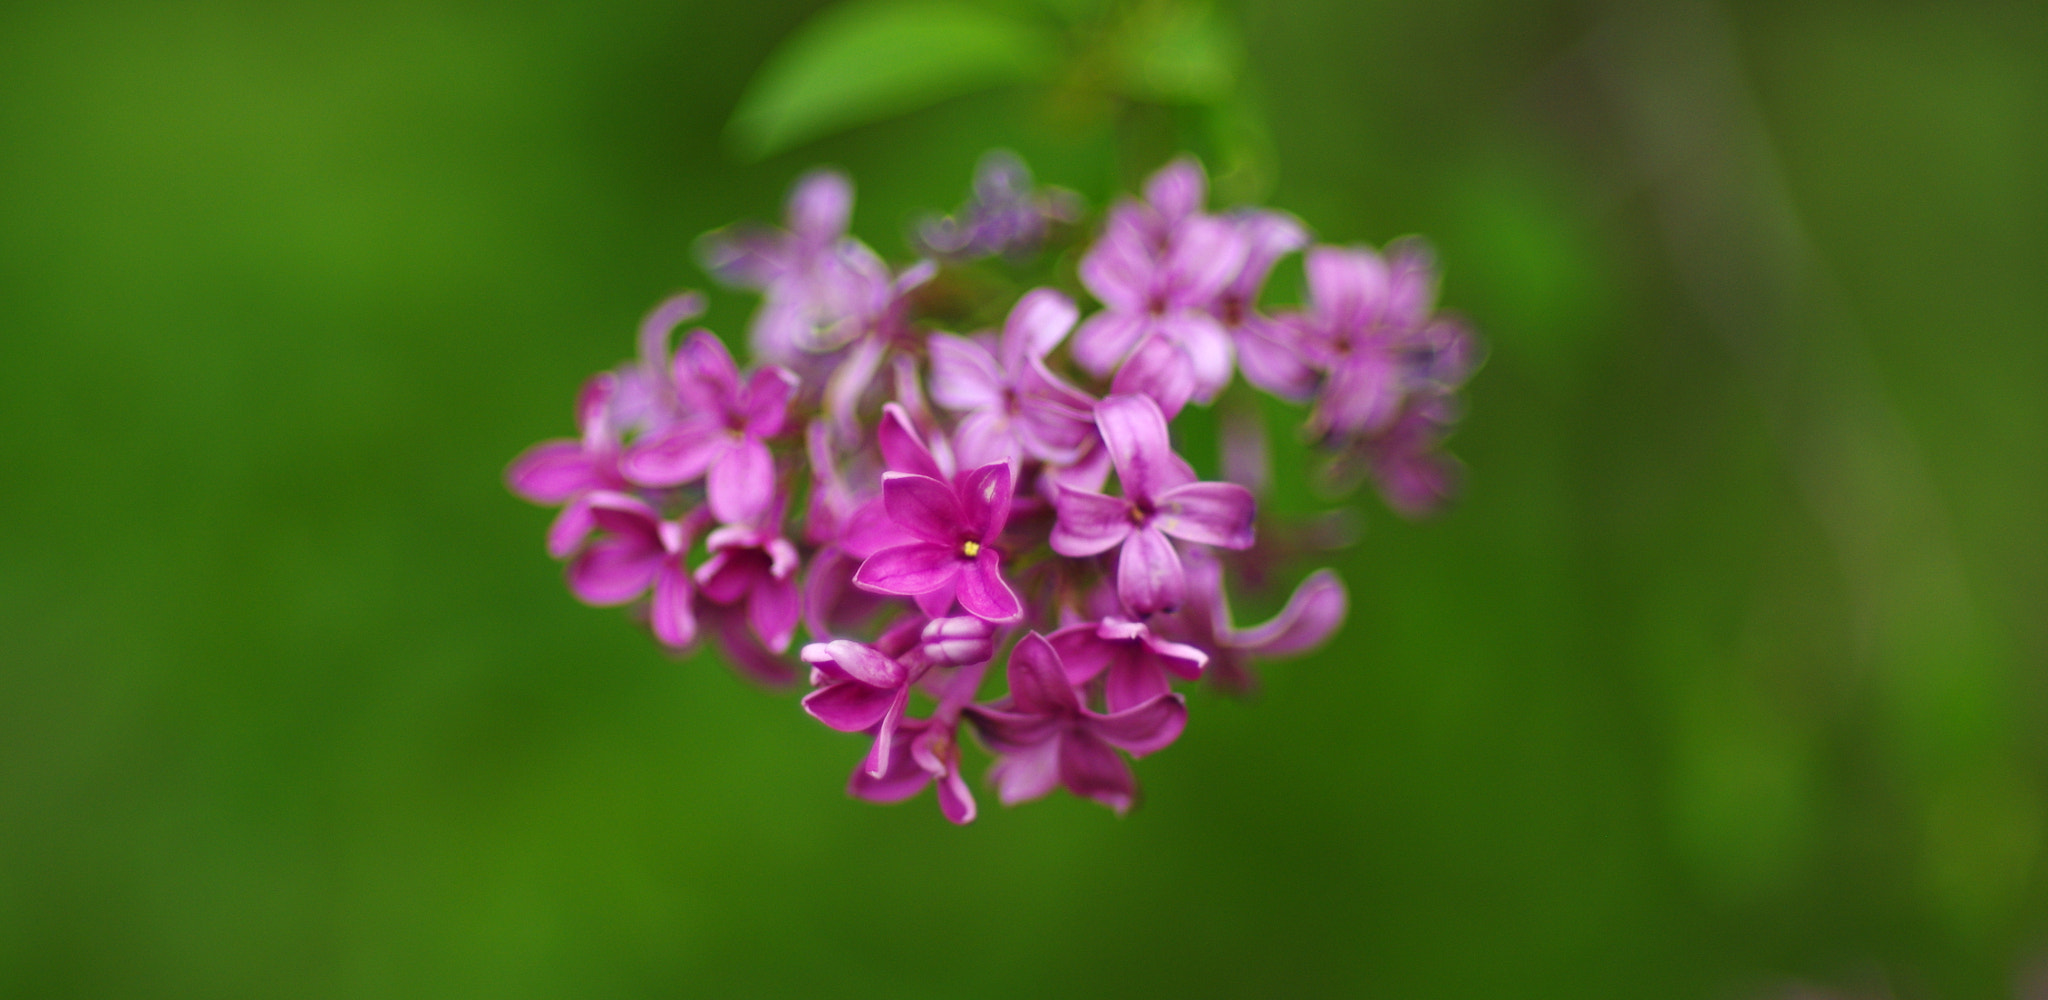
xmin=961 ymin=540 xmax=981 ymax=558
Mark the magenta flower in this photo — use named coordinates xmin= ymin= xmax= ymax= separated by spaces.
xmin=1294 ymin=240 xmax=1446 ymax=437
xmin=1071 ymin=158 xmax=1248 ymax=416
xmin=619 ymin=331 xmax=796 ymax=525
xmin=506 ymin=374 xmax=630 ymax=558
xmin=695 ymin=518 xmax=802 ymax=654
xmin=928 ymin=287 xmax=1097 ymax=470
xmin=802 ymin=639 xmax=921 ymax=778
xmin=561 ymin=491 xmax=700 ymax=649
xmin=1163 ymin=550 xmax=1348 ymax=694
xmin=853 ymin=461 xmax=1023 ymax=622
xmin=963 ymin=632 xmax=1187 ymax=814
xmin=1214 ymin=210 xmax=1317 ymax=401
xmin=1050 ymin=395 xmax=1256 ymax=616
xmin=1048 ymin=617 xmax=1207 ymax=712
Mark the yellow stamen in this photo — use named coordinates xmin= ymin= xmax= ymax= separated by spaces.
xmin=962 ymin=540 xmax=982 ymax=558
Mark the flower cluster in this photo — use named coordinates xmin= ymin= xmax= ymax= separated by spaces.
xmin=508 ymin=155 xmax=1478 ymax=821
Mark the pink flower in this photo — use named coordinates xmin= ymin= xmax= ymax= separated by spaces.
xmin=1049 ymin=395 xmax=1255 ymax=616
xmin=852 ymin=461 xmax=1023 ymax=622
xmin=1160 ymin=550 xmax=1347 ymax=694
xmin=618 ymin=332 xmax=796 ymax=526
xmin=964 ymin=632 xmax=1186 ymax=814
xmin=694 ymin=518 xmax=802 ymax=654
xmin=1047 ymin=617 xmax=1207 ymax=713
xmin=927 ymin=288 xmax=1098 ymax=470
xmin=561 ymin=491 xmax=700 ymax=649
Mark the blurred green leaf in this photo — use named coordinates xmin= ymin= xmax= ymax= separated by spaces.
xmin=727 ymin=0 xmax=1062 ymax=160
xmin=1110 ymin=0 xmax=1240 ymax=104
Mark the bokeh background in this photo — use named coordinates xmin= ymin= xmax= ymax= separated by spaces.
xmin=3 ymin=0 xmax=2044 ymax=996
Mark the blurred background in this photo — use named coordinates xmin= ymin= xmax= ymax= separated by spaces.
xmin=2 ymin=0 xmax=2044 ymax=996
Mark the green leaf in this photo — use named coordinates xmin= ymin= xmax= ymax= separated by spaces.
xmin=727 ymin=0 xmax=1062 ymax=160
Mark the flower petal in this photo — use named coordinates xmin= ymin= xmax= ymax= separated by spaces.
xmin=650 ymin=558 xmax=697 ymax=648
xmin=1048 ymin=485 xmax=1134 ymax=557
xmin=1095 ymin=394 xmax=1194 ymax=503
xmin=1058 ymin=730 xmax=1138 ymax=814
xmin=802 ymin=679 xmax=899 ymax=733
xmin=1005 ymin=631 xmax=1079 ymax=714
xmin=1305 ymin=245 xmax=1387 ymax=329
xmin=1110 ymin=335 xmax=1196 ymax=420
xmin=881 ymin=472 xmax=968 ymax=546
xmin=800 ymin=639 xmax=905 ymax=688
xmin=1144 ymin=156 xmax=1206 ymax=225
xmin=620 ymin=423 xmax=726 ymax=487
xmin=741 ymin=366 xmax=797 ymax=438
xmin=954 ymin=548 xmax=1022 ymax=623
xmin=706 ymin=435 xmax=775 ymax=525
xmin=956 ymin=461 xmax=1014 ymax=543
xmin=1116 ymin=525 xmax=1186 ymax=617
xmin=1105 ymin=655 xmax=1173 ymax=713
xmin=673 ymin=330 xmax=741 ymax=406
xmin=788 ymin=169 xmax=852 ymax=242
xmin=1228 ymin=569 xmax=1348 ymax=657
xmin=988 ymin=737 xmax=1063 ymax=806
xmin=927 ymin=334 xmax=1005 ymax=412
xmin=1047 ymin=623 xmax=1120 ymax=687
xmin=1070 ymin=309 xmax=1150 ymax=377
xmin=566 ymin=535 xmax=662 ymax=606
xmin=545 ymin=495 xmax=597 ymax=559
xmin=1153 ymin=481 xmax=1256 ymax=549
xmin=748 ymin=575 xmax=800 ymax=653
xmin=1002 ymin=287 xmax=1078 ymax=369
xmin=876 ymin=403 xmax=946 ymax=480
xmin=853 ymin=542 xmax=961 ymax=597
xmin=1087 ymin=692 xmax=1188 ymax=757
xmin=506 ymin=440 xmax=598 ymax=504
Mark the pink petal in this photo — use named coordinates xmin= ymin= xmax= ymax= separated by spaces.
xmin=876 ymin=403 xmax=946 ymax=480
xmin=919 ymin=616 xmax=996 ymax=667
xmin=1048 ymin=486 xmax=1134 ymax=557
xmin=1095 ymin=394 xmax=1194 ymax=503
xmin=913 ymin=581 xmax=958 ymax=619
xmin=927 ymin=334 xmax=1005 ymax=412
xmin=1116 ymin=525 xmax=1186 ymax=617
xmin=787 ymin=169 xmax=852 ymax=242
xmin=989 ymin=737 xmax=1063 ymax=806
xmin=620 ymin=423 xmax=727 ymax=487
xmin=1088 ymin=693 xmax=1188 ymax=757
xmin=1235 ymin=318 xmax=1319 ymax=401
xmin=1153 ymin=481 xmax=1256 ymax=549
xmin=1002 ymin=287 xmax=1078 ymax=369
xmin=1046 ymin=623 xmax=1120 ymax=687
xmin=1076 ymin=225 xmax=1153 ymax=317
xmin=1058 ymin=731 xmax=1137 ymax=814
xmin=935 ymin=757 xmax=976 ymax=824
xmin=954 ymin=549 xmax=1022 ymax=623
xmin=1164 ymin=311 xmax=1235 ymax=400
xmin=1144 ymin=157 xmax=1206 ymax=224
xmin=1110 ymin=335 xmax=1196 ymax=420
xmin=650 ymin=559 xmax=697 ymax=648
xmin=853 ymin=542 xmax=961 ymax=597
xmin=1105 ymin=655 xmax=1173 ymax=712
xmin=1228 ymin=569 xmax=1347 ymax=657
xmin=1006 ymin=632 xmax=1079 ymax=714
xmin=674 ymin=330 xmax=741 ymax=405
xmin=1306 ymin=245 xmax=1388 ymax=329
xmin=800 ymin=639 xmax=905 ymax=688
xmin=861 ymin=686 xmax=912 ymax=778
xmin=506 ymin=440 xmax=598 ymax=504
xmin=584 ymin=492 xmax=664 ymax=544
xmin=1070 ymin=310 xmax=1151 ymax=377
xmin=956 ymin=461 xmax=1014 ymax=542
xmin=566 ymin=535 xmax=663 ymax=606
xmin=545 ymin=496 xmax=597 ymax=559
xmin=741 ymin=366 xmax=798 ymax=438
xmin=1162 ymin=215 xmax=1249 ymax=305
xmin=951 ymin=410 xmax=1019 ymax=473
xmin=748 ymin=575 xmax=800 ymax=653
xmin=881 ymin=472 xmax=968 ymax=546
xmin=848 ymin=740 xmax=929 ymax=803
xmin=802 ymin=679 xmax=899 ymax=733
xmin=707 ymin=436 xmax=775 ymax=525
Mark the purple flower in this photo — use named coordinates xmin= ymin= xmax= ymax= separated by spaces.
xmin=1162 ymin=550 xmax=1347 ymax=694
xmin=1050 ymin=395 xmax=1256 ymax=616
xmin=618 ymin=331 xmax=796 ymax=525
xmin=963 ymin=632 xmax=1187 ymax=814
xmin=1047 ymin=617 xmax=1207 ymax=712
xmin=506 ymin=374 xmax=631 ymax=558
xmin=913 ymin=150 xmax=1080 ymax=261
xmin=695 ymin=518 xmax=802 ymax=654
xmin=561 ymin=491 xmax=700 ymax=649
xmin=928 ymin=287 xmax=1097 ymax=470
xmin=1072 ymin=158 xmax=1248 ymax=416
xmin=1294 ymin=240 xmax=1445 ymax=437
xmin=608 ymin=291 xmax=708 ymax=434
xmin=1213 ymin=210 xmax=1317 ymax=401
xmin=802 ymin=639 xmax=922 ymax=778
xmin=852 ymin=461 xmax=1023 ymax=622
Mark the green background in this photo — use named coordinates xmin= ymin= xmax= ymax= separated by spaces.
xmin=2 ymin=0 xmax=2044 ymax=996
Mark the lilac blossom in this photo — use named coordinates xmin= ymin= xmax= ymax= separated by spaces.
xmin=964 ymin=632 xmax=1187 ymax=814
xmin=927 ymin=287 xmax=1097 ymax=470
xmin=1050 ymin=394 xmax=1255 ymax=616
xmin=509 ymin=151 xmax=1477 ymax=821
xmin=1048 ymin=617 xmax=1207 ymax=713
xmin=913 ymin=150 xmax=1080 ymax=261
xmin=562 ymin=492 xmax=702 ymax=649
xmin=1072 ymin=158 xmax=1248 ymax=417
xmin=619 ymin=331 xmax=796 ymax=525
xmin=853 ymin=460 xmax=1023 ymax=622
xmin=1162 ymin=550 xmax=1348 ymax=694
